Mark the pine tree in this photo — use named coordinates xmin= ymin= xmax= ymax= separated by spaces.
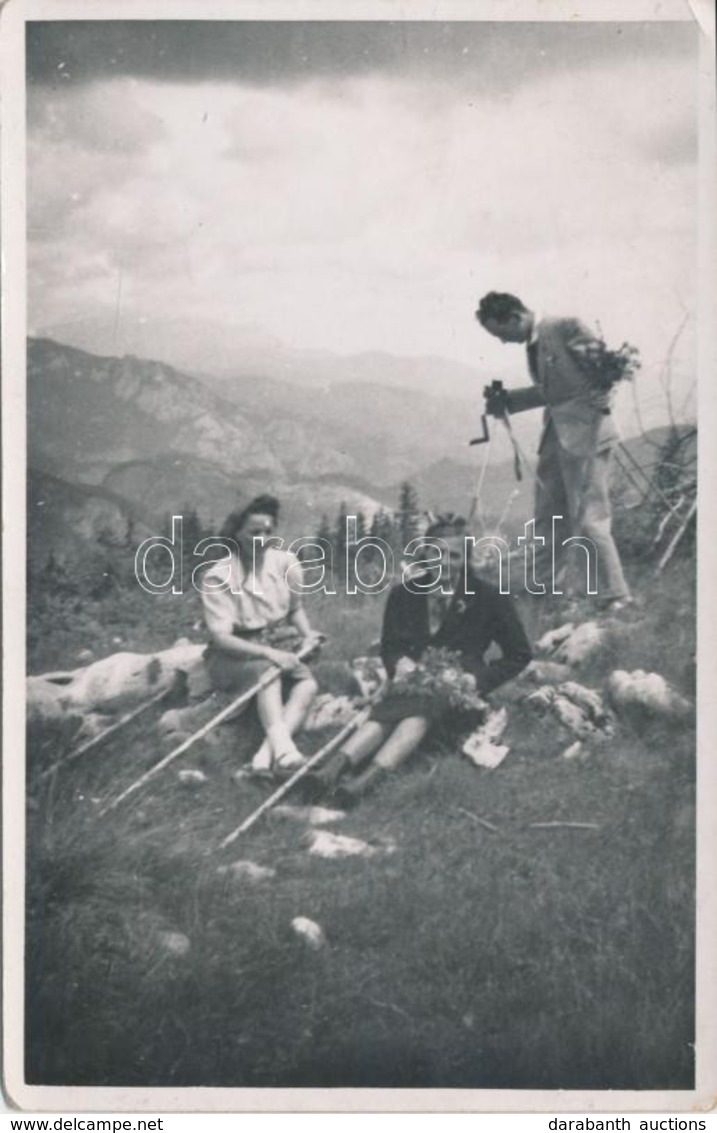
xmin=397 ymin=481 xmax=421 ymax=549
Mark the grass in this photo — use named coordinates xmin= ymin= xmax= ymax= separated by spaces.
xmin=24 ymin=555 xmax=696 ymax=1089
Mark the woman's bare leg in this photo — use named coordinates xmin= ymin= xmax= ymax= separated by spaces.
xmin=372 ymin=715 xmax=430 ymax=770
xmin=252 ymin=678 xmax=310 ymax=771
xmin=282 ymin=673 xmax=318 ymax=735
xmin=255 ymin=679 xmax=285 ymax=733
xmin=340 ymin=720 xmax=388 ymax=769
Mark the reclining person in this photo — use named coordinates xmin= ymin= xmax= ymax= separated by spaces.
xmin=200 ymin=494 xmax=322 ymax=780
xmin=304 ymin=513 xmax=532 ymax=807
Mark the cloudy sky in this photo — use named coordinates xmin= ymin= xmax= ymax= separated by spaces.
xmin=27 ymin=18 xmax=699 ymax=423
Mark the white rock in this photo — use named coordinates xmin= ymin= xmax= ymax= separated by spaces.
xmin=523 ymin=659 xmax=572 ymax=684
xmin=177 ymin=768 xmax=207 ymax=786
xmin=291 ymin=917 xmax=326 ymax=949
xmin=561 ymin=741 xmax=583 ymax=760
xmin=307 ymin=830 xmax=378 ymax=859
xmin=553 ymin=622 xmax=605 ymax=665
xmin=77 ymin=648 xmax=95 ymax=663
xmin=606 ymin=670 xmax=692 ymax=718
xmin=217 ymin=860 xmax=276 ymax=883
xmin=552 ymin=696 xmax=596 ymax=737
xmin=157 ymin=931 xmax=190 ymax=957
xmin=527 ymin=682 xmax=612 ymax=738
xmin=557 ymin=681 xmax=608 ymax=724
xmin=272 ymin=804 xmax=346 ymax=825
xmin=462 ymin=735 xmax=510 ymax=770
xmin=526 ymin=686 xmax=556 ymax=712
xmin=535 ymin=623 xmax=576 ymax=655
xmin=29 ymin=641 xmax=208 ymax=716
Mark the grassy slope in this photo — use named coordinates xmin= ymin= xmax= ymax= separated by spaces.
xmin=25 ymin=558 xmax=695 ymax=1089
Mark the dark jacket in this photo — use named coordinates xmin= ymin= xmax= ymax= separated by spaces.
xmin=380 ymin=571 xmax=532 ymax=695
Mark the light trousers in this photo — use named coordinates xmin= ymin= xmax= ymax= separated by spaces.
xmin=531 ymin=422 xmax=629 ymax=602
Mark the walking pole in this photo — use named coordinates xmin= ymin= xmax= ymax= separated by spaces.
xmin=220 ymin=693 xmax=383 ymax=847
xmin=99 ymin=641 xmax=317 ymax=817
xmin=467 ymin=422 xmax=493 ymax=529
xmin=39 ymin=684 xmax=173 ymax=782
xmin=655 ymin=497 xmax=696 ymax=574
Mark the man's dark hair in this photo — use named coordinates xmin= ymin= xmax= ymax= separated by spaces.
xmin=476 ymin=291 xmax=528 ymax=325
xmin=219 ymin=494 xmax=280 ymax=540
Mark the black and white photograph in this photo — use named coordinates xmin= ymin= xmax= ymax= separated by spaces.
xmin=2 ymin=0 xmax=716 ymax=1111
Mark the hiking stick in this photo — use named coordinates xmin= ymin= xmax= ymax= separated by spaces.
xmin=467 ymin=429 xmax=493 ymax=530
xmin=99 ymin=641 xmax=317 ymax=817
xmin=39 ymin=684 xmax=172 ymax=782
xmin=220 ymin=693 xmax=383 ymax=847
xmin=655 ymin=497 xmax=697 ymax=575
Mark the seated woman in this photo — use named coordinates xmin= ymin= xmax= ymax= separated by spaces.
xmin=200 ymin=494 xmax=322 ymax=779
xmin=304 ymin=513 xmax=532 ymax=807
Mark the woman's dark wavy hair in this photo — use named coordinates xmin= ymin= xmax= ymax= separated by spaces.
xmin=219 ymin=494 xmax=280 ymax=541
xmin=475 ymin=291 xmax=528 ymax=325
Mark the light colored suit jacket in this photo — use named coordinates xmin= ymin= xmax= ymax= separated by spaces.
xmin=509 ymin=316 xmax=619 ymax=457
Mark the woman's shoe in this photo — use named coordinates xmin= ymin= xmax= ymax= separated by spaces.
xmin=246 ymin=740 xmax=274 ymax=782
xmin=333 ymin=763 xmax=387 ymax=809
xmin=272 ymin=745 xmax=308 ymax=780
xmin=301 ymin=752 xmax=352 ymax=802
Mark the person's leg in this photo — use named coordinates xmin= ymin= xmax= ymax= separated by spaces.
xmin=282 ymin=670 xmax=318 ymax=737
xmin=557 ymin=446 xmax=630 ymax=603
xmin=301 ymin=720 xmax=388 ymax=801
xmin=372 ymin=716 xmax=431 ymax=770
xmin=334 ymin=716 xmax=430 ymax=807
xmin=531 ymin=423 xmax=571 ymax=595
xmin=250 ymin=677 xmax=309 ymax=774
xmin=342 ymin=721 xmax=390 ymax=766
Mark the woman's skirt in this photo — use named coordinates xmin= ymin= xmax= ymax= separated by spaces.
xmin=369 ymin=689 xmax=447 ymax=726
xmin=203 ymin=621 xmax=309 ymax=694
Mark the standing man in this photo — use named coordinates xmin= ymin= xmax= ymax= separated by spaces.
xmin=475 ymin=291 xmax=632 ymax=611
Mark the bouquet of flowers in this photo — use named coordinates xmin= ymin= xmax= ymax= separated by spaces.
xmin=390 ymin=647 xmax=487 ymax=715
xmin=568 ymin=334 xmax=641 ymax=391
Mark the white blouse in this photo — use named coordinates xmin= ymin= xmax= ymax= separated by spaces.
xmin=200 ymin=548 xmax=303 ymax=636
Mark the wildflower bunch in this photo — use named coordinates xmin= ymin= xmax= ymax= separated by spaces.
xmin=391 ymin=647 xmax=487 ymax=714
xmin=569 ymin=334 xmax=642 ymax=391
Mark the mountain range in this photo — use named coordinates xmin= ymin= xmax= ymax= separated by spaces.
xmin=27 ymin=336 xmax=493 ymax=566
xmin=26 ymin=335 xmax=674 ymax=573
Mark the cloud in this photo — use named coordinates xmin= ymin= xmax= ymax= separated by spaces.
xmin=28 ymin=79 xmax=166 ymax=152
xmin=28 ymin=36 xmax=698 ymax=433
xmin=27 ymin=19 xmax=697 ymax=90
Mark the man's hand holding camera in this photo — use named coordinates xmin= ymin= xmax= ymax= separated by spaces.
xmin=483 ymin=380 xmax=512 ymax=418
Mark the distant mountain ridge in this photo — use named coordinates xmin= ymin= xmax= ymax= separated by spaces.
xmin=28 ymin=335 xmax=489 ymax=492
xmin=26 ymin=336 xmax=679 ymax=573
xmin=36 ymin=314 xmax=496 ymax=400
